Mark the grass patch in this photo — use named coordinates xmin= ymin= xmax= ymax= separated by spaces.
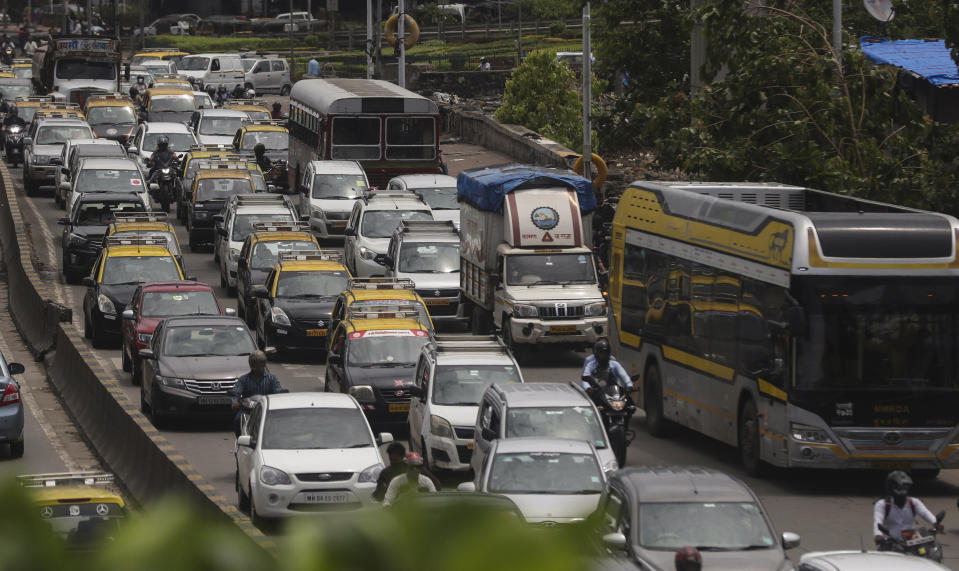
xmin=146 ymin=35 xmax=320 ymax=53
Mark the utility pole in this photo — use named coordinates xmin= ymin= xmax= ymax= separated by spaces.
xmin=397 ymin=0 xmax=405 ymax=87
xmin=138 ymin=0 xmax=144 ymax=48
xmin=832 ymin=0 xmax=841 ymax=64
xmin=289 ymin=0 xmax=294 ymax=76
xmin=515 ymin=0 xmax=521 ymax=68
xmin=86 ymin=0 xmax=91 ymax=33
xmin=375 ymin=0 xmax=382 ymax=78
xmin=366 ymin=0 xmax=373 ymax=79
xmin=581 ymin=2 xmax=592 ymax=182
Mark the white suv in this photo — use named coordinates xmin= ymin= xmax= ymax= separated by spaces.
xmin=408 ymin=336 xmax=523 ymax=472
xmin=385 ymin=174 xmax=460 ymax=230
xmin=297 ymin=160 xmax=368 ymax=240
xmin=23 ymin=117 xmax=94 ymax=196
xmin=343 ymin=191 xmax=433 ymax=278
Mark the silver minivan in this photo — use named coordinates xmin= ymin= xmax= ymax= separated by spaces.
xmin=242 ymin=57 xmax=292 ymax=96
xmin=176 ymin=53 xmax=246 ymax=92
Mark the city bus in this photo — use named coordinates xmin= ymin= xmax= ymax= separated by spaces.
xmin=609 ymin=181 xmax=959 ymax=476
xmin=287 ymin=78 xmax=442 ymax=189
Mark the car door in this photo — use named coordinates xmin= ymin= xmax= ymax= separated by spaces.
xmin=344 ymin=203 xmax=361 ymax=272
xmin=298 ymin=163 xmax=313 ymax=218
xmin=237 ymin=402 xmax=263 ymax=494
xmin=270 ymin=60 xmax=287 ymax=92
xmin=408 ymin=355 xmax=430 ymax=443
xmin=237 ymin=237 xmax=253 ymax=307
xmin=143 ymin=322 xmax=164 ymax=405
xmin=327 ymin=325 xmax=348 ymax=392
xmin=255 ymin=269 xmax=277 ymax=336
xmin=209 ymin=57 xmax=221 ymax=86
xmin=123 ymin=286 xmax=142 ymax=354
xmin=472 ymin=397 xmax=496 ymax=474
xmin=251 ymin=60 xmax=270 ymax=92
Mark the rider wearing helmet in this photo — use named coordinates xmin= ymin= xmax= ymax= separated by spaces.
xmin=873 ymin=471 xmax=940 ymax=547
xmin=382 ymin=451 xmax=437 ymax=506
xmin=147 ymin=135 xmax=177 ymax=181
xmin=216 ymin=84 xmax=229 ymax=104
xmin=253 ymin=142 xmax=272 ymax=172
xmin=229 ymin=350 xmax=283 ymax=437
xmin=674 ymin=546 xmax=702 ymax=571
xmin=1 ymin=104 xmax=23 ymax=130
xmin=581 ymin=337 xmax=633 ymax=392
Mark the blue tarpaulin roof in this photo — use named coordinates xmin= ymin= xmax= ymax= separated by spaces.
xmin=457 ymin=164 xmax=597 ymax=214
xmin=860 ymin=37 xmax=959 ymax=86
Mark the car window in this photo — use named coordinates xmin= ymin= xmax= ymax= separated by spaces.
xmin=271 ymin=60 xmax=286 ymax=72
xmin=361 ymin=210 xmax=433 ymax=238
xmin=232 ymin=213 xmax=296 ymax=242
xmin=506 ymin=406 xmax=607 ymax=449
xmin=261 ymin=408 xmax=373 ymax=450
xmin=601 ymin=490 xmax=626 ymax=533
xmin=140 ymin=290 xmax=219 ymax=317
xmin=638 ymin=502 xmax=776 ymax=551
xmin=276 ymin=271 xmax=349 ymax=298
xmin=251 ymin=240 xmax=318 ymax=270
xmin=37 ymin=125 xmax=92 ymax=144
xmin=101 ymin=255 xmax=180 ymax=284
xmin=253 ymin=61 xmax=269 ymax=74
xmin=432 ymin=366 xmax=519 ymax=406
xmin=163 ymin=324 xmax=254 ymax=357
xmin=487 ymin=452 xmax=604 ymax=495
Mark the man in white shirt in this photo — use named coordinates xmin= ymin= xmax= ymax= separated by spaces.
xmin=383 ymin=451 xmax=436 ymax=506
xmin=873 ymin=470 xmax=941 ymax=546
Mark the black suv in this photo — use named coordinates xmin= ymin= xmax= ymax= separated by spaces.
xmin=58 ymin=193 xmax=148 ymax=284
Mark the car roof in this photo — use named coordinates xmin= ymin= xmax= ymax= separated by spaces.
xmin=493 ymin=437 xmax=595 ymax=454
xmin=266 ymin=392 xmax=358 ymax=411
xmin=612 ymin=466 xmax=756 ymax=503
xmin=347 ymin=289 xmax=420 ymax=302
xmin=309 ymin=160 xmax=364 ymax=174
xmin=146 ymin=87 xmax=193 ymax=96
xmin=435 ymin=351 xmax=515 ymax=367
xmin=36 ymin=118 xmax=88 ymax=126
xmin=278 ymin=260 xmax=345 ymax=272
xmin=346 ymin=318 xmax=428 ymax=332
xmin=140 ymin=281 xmax=212 ymax=292
xmin=162 ymin=315 xmax=246 ymax=327
xmin=492 ymin=382 xmax=587 ymax=407
xmin=362 ymin=198 xmax=431 ymax=211
xmin=799 ymin=551 xmax=950 ymax=570
xmin=74 ymin=139 xmax=123 ymax=148
xmin=242 ymin=124 xmax=286 ymax=133
xmin=390 ymin=174 xmax=457 ymax=187
xmin=195 ymin=169 xmax=253 ymax=180
xmin=251 ymin=231 xmax=314 ymax=243
xmin=105 ymin=245 xmax=172 ymax=258
xmin=198 ymin=109 xmax=249 ymax=118
xmin=31 ymin=487 xmax=124 ymax=504
xmin=401 ymin=231 xmax=459 ymax=243
xmin=110 ymin=222 xmax=173 ymax=232
xmin=79 ymin=157 xmax=140 ymax=169
xmin=86 ymin=98 xmax=134 ymax=108
xmin=144 ymin=121 xmax=193 ymax=133
xmin=77 ymin=192 xmax=145 ymax=203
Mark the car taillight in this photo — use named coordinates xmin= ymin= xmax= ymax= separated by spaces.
xmin=1 ymin=383 xmax=20 ymax=406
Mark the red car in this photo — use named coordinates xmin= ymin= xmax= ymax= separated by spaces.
xmin=121 ymin=281 xmax=234 ymax=384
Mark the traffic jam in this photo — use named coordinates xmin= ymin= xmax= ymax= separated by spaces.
xmin=1 ymin=32 xmax=958 ymax=571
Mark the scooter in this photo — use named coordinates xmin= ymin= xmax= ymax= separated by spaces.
xmin=878 ymin=510 xmax=945 ymax=562
xmin=3 ymin=123 xmax=23 ymax=167
xmin=583 ymin=372 xmax=636 ymax=468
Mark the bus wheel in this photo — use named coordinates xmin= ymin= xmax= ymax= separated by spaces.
xmin=644 ymin=364 xmax=670 ymax=437
xmin=739 ymin=398 xmax=766 ymax=476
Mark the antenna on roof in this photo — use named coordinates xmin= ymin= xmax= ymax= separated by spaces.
xmin=863 ymin=0 xmax=895 ymax=22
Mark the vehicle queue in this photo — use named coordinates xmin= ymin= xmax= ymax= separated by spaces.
xmin=0 ymin=43 xmax=954 ymax=571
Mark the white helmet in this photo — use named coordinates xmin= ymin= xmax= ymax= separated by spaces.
xmin=245 ymin=88 xmax=256 ymax=98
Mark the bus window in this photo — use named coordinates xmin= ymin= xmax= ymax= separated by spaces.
xmin=331 ymin=117 xmax=380 ymax=159
xmin=386 ymin=117 xmax=436 ymax=160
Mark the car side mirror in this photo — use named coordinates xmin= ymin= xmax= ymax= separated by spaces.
xmin=264 ymin=346 xmax=278 ymax=357
xmin=781 ymin=531 xmax=800 ymax=550
xmin=217 ymin=227 xmax=228 ymax=237
xmin=81 ymin=276 xmax=95 ymax=287
xmin=327 ymin=354 xmax=341 ymax=366
xmin=58 ymin=217 xmax=70 ymax=225
xmin=267 ymin=184 xmax=276 ymax=193
xmin=407 ymin=385 xmax=422 ymax=398
xmin=236 ymin=435 xmax=252 ymax=447
xmin=481 ymin=426 xmax=497 ymax=441
xmin=376 ymin=432 xmax=393 ymax=445
xmin=253 ymin=285 xmax=269 ymax=299
xmin=61 ymin=167 xmax=69 ymax=175
xmin=237 ymin=258 xmax=248 ymax=270
xmin=126 ymin=145 xmax=137 ymax=154
xmin=7 ymin=362 xmax=24 ymax=375
xmin=21 ymin=137 xmax=30 ymax=146
xmin=149 ymin=182 xmax=159 ymax=191
xmin=138 ymin=348 xmax=155 ymax=360
xmin=373 ymin=253 xmax=391 ymax=267
xmin=344 ymin=227 xmax=356 ymax=237
xmin=121 ymin=309 xmax=135 ymax=320
xmin=602 ymin=532 xmax=627 ymax=551
xmin=224 ymin=307 xmax=237 ymax=316
xmin=457 ymin=482 xmax=476 ymax=492
xmin=213 ymin=214 xmax=224 ymax=223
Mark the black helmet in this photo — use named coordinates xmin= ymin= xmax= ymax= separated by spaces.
xmin=272 ymin=102 xmax=282 ymax=111
xmin=8 ymin=106 xmax=17 ymax=117
xmin=593 ymin=338 xmax=612 ymax=360
xmin=206 ymin=84 xmax=216 ymax=96
xmin=885 ymin=470 xmax=913 ymax=498
xmin=674 ymin=546 xmax=702 ymax=571
xmin=156 ymin=135 xmax=169 ymax=150
xmin=254 ymin=143 xmax=266 ymax=156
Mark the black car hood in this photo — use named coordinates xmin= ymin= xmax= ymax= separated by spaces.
xmin=346 ymin=364 xmax=417 ymax=389
xmin=276 ymin=298 xmax=335 ymax=321
xmin=159 ymin=354 xmax=249 ymax=380
xmin=98 ymin=283 xmax=140 ymax=309
xmin=91 ymin=123 xmax=136 ymax=139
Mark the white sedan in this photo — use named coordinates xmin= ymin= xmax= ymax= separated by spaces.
xmin=799 ymin=551 xmax=950 ymax=570
xmin=235 ymin=392 xmax=392 ymax=523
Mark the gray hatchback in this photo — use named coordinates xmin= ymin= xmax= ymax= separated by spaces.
xmin=0 ymin=351 xmax=26 ymax=458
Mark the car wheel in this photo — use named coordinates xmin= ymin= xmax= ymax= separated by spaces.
xmin=236 ymin=468 xmax=250 ymax=512
xmin=250 ymin=493 xmax=266 ymax=528
xmin=9 ymin=438 xmax=24 ymax=458
xmin=501 ymin=317 xmax=523 ymax=362
xmin=644 ymin=363 xmax=671 ymax=437
xmin=280 ymin=84 xmax=291 ymax=96
xmin=83 ymin=311 xmax=92 ymax=339
xmin=121 ymin=345 xmax=132 ymax=372
xmin=739 ymin=398 xmax=766 ymax=476
xmin=91 ymin=320 xmax=109 ymax=349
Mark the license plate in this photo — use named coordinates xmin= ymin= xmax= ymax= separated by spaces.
xmin=197 ymin=396 xmax=232 ymax=406
xmin=549 ymin=325 xmax=577 ymax=334
xmin=425 ymin=298 xmax=449 ymax=306
xmin=467 ymin=441 xmax=474 ymax=450
xmin=906 ymin=535 xmax=934 ymax=546
xmin=389 ymin=403 xmax=410 ymax=413
xmin=301 ymin=492 xmax=350 ymax=504
xmin=306 ymin=329 xmax=327 ymax=337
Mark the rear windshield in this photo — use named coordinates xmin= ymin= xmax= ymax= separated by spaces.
xmin=199 ymin=116 xmax=247 ymax=136
xmin=141 ymin=290 xmax=218 ymax=317
xmin=36 ymin=125 xmax=93 ymax=145
xmin=149 ymin=95 xmax=196 ymax=113
xmin=76 ymin=169 xmax=143 ymax=192
xmin=86 ymin=106 xmax=137 ymax=125
xmin=75 ymin=201 xmax=145 ymax=225
xmin=195 ymin=177 xmax=253 ymax=201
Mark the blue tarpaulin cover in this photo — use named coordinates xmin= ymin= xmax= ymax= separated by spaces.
xmin=457 ymin=164 xmax=597 ymax=214
xmin=860 ymin=37 xmax=959 ymax=86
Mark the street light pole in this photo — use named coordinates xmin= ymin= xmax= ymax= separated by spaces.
xmin=366 ymin=0 xmax=373 ymax=79
xmin=289 ymin=0 xmax=294 ymax=77
xmin=832 ymin=0 xmax=841 ymax=63
xmin=582 ymin=2 xmax=591 ymax=182
xmin=397 ymin=0 xmax=405 ymax=87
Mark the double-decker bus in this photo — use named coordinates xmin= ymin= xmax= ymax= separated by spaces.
xmin=288 ymin=78 xmax=442 ymax=189
xmin=609 ymin=181 xmax=959 ymax=476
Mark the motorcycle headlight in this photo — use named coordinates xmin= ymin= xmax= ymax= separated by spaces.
xmin=430 ymin=415 xmax=454 ymax=439
xmin=357 ymin=463 xmax=384 ymax=483
xmin=269 ymin=307 xmax=290 ymax=327
xmin=156 ymin=375 xmax=185 ymax=388
xmin=97 ymin=293 xmax=116 ymax=314
xmin=67 ymin=232 xmax=88 ymax=247
xmin=585 ymin=301 xmax=607 ymax=317
xmin=137 ymin=332 xmax=153 ymax=344
xmin=513 ymin=304 xmax=538 ymax=318
xmin=259 ymin=465 xmax=291 ymax=486
xmin=790 ymin=423 xmax=834 ymax=444
xmin=7 ymin=125 xmax=21 ymax=133
xmin=348 ymin=385 xmax=375 ymax=402
xmin=607 ymin=398 xmax=626 ymax=411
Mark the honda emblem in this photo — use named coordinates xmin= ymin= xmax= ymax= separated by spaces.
xmin=211 ymin=381 xmax=221 ymax=391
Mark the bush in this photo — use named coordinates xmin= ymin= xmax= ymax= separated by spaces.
xmin=548 ymin=22 xmax=567 ymax=38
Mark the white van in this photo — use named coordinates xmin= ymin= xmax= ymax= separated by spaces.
xmin=176 ymin=53 xmax=245 ymax=92
xmin=242 ymin=57 xmax=292 ymax=96
xmin=297 ymin=160 xmax=369 ymax=240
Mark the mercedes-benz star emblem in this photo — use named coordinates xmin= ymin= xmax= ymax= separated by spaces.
xmin=96 ymin=503 xmax=110 ymax=516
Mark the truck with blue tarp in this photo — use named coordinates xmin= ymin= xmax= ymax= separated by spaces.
xmin=457 ymin=164 xmax=606 ymax=355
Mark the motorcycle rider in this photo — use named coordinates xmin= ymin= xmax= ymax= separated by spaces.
xmin=253 ymin=142 xmax=272 ymax=172
xmin=129 ymin=74 xmax=147 ymax=105
xmin=2 ymin=105 xmax=24 ymax=131
xmin=229 ymin=350 xmax=283 ymax=437
xmin=271 ymin=102 xmax=284 ymax=120
xmin=873 ymin=471 xmax=941 ymax=548
xmin=581 ymin=338 xmax=633 ymax=393
xmin=147 ymin=135 xmax=176 ymax=181
xmin=382 ymin=452 xmax=437 ymax=507
xmin=215 ymin=84 xmax=230 ymax=105
xmin=0 ymin=35 xmax=14 ymax=64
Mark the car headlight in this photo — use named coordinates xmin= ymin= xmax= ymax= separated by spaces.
xmin=585 ymin=301 xmax=607 ymax=317
xmin=259 ymin=465 xmax=291 ymax=486
xmin=156 ymin=375 xmax=185 ymax=388
xmin=359 ymin=246 xmax=379 ymax=260
xmin=357 ymin=463 xmax=384 ymax=483
xmin=229 ymin=248 xmax=240 ymax=260
xmin=513 ymin=304 xmax=538 ymax=318
xmin=33 ymin=155 xmax=51 ymax=165
xmin=269 ymin=306 xmax=290 ymax=327
xmin=349 ymin=385 xmax=375 ymax=402
xmin=97 ymin=293 xmax=116 ymax=314
xmin=790 ymin=423 xmax=834 ymax=444
xmin=67 ymin=232 xmax=88 ymax=247
xmin=137 ymin=332 xmax=153 ymax=344
xmin=603 ymin=459 xmax=619 ymax=473
xmin=311 ymin=206 xmax=324 ymax=218
xmin=430 ymin=415 xmax=454 ymax=439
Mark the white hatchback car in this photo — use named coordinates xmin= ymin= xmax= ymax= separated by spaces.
xmin=798 ymin=551 xmax=950 ymax=570
xmin=235 ymin=392 xmax=393 ymax=521
xmin=459 ymin=437 xmax=606 ymax=525
xmin=385 ymin=174 xmax=460 ymax=230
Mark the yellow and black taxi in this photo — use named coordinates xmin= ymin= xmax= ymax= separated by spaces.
xmin=12 ymin=59 xmax=32 ymax=80
xmin=222 ymin=98 xmax=271 ymax=121
xmin=251 ymin=250 xmax=351 ymax=352
xmin=232 ymin=121 xmax=288 ymax=189
xmin=177 ymin=148 xmax=267 ymax=221
xmin=103 ymin=212 xmax=185 ymax=271
xmin=185 ymin=166 xmax=256 ymax=250
xmin=82 ymin=93 xmax=138 ymax=143
xmin=19 ymin=472 xmax=126 ymax=546
xmin=329 ymin=277 xmax=435 ymax=335
xmin=235 ymin=222 xmax=321 ymax=324
xmin=325 ymin=309 xmax=432 ymax=433
xmin=14 ymin=95 xmax=58 ymax=126
xmin=131 ymin=49 xmax=191 ymax=66
xmin=150 ymin=74 xmax=193 ymax=90
xmin=141 ymin=87 xmax=197 ymax=124
xmin=82 ymin=236 xmax=190 ymax=348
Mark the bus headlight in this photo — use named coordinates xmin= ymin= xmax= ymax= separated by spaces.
xmin=790 ymin=423 xmax=834 ymax=444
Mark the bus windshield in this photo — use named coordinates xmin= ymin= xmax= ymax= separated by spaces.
xmin=506 ymin=253 xmax=596 ymax=286
xmin=796 ymin=278 xmax=959 ymax=390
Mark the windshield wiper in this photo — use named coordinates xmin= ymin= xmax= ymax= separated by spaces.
xmin=736 ymin=545 xmax=773 ymax=551
xmin=441 ymin=401 xmax=479 ymax=407
xmin=695 ymin=546 xmax=735 ymax=552
xmin=528 ymin=280 xmax=560 ymax=286
xmin=567 ymin=489 xmax=602 ymax=494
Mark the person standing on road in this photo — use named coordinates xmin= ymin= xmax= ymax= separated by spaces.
xmin=307 ymin=57 xmax=320 ymax=77
xmin=229 ymin=350 xmax=283 ymax=437
xmin=383 ymin=452 xmax=436 ymax=506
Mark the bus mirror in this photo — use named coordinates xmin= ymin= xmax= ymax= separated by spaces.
xmin=785 ymin=306 xmax=805 ymax=336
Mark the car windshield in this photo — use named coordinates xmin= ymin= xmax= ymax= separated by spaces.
xmin=101 ymin=255 xmax=180 ymax=284
xmin=55 ymin=59 xmax=116 ymax=80
xmin=243 ymin=110 xmax=271 ymax=121
xmin=143 ymin=132 xmax=196 ymax=151
xmin=638 ymin=502 xmax=776 ymax=551
xmin=199 ymin=116 xmax=247 ymax=136
xmin=507 ymin=406 xmax=607 ymax=449
xmin=398 ymin=243 xmax=458 ymax=274
xmin=41 ymin=502 xmax=124 ymax=539
xmin=506 ymin=253 xmax=596 ymax=286
xmin=312 ymin=173 xmax=366 ymax=199
xmin=488 ymin=452 xmax=603 ymax=495
xmin=0 ymin=85 xmax=31 ymax=100
xmin=432 ymin=365 xmax=520 ymax=406
xmin=250 ymin=240 xmax=318 ymax=270
xmin=277 ymin=271 xmax=349 ymax=298
xmin=347 ymin=333 xmax=427 ymax=367
xmin=76 ymin=169 xmax=143 ymax=192
xmin=412 ymin=187 xmax=458 ymax=209
xmin=195 ymin=178 xmax=253 ymax=202
xmin=163 ymin=324 xmax=254 ymax=357
xmin=261 ymin=408 xmax=372 ymax=450
xmin=36 ymin=125 xmax=92 ymax=145
xmin=140 ymin=290 xmax=219 ymax=317
xmin=194 ymin=94 xmax=214 ymax=109
xmin=361 ymin=210 xmax=433 ymax=238
xmin=18 ymin=106 xmax=37 ymax=123
xmin=233 ymin=213 xmax=295 ymax=241
xmin=149 ymin=95 xmax=196 ymax=113
xmin=240 ymin=130 xmax=288 ymax=151
xmin=241 ymin=59 xmax=256 ymax=72
xmin=75 ymin=201 xmax=145 ymax=225
xmin=86 ymin=106 xmax=137 ymax=125
xmin=177 ymin=56 xmax=209 ymax=71
xmin=112 ymin=231 xmax=179 ymax=255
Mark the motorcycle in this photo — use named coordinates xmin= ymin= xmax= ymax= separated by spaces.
xmin=265 ymin=159 xmax=288 ymax=193
xmin=877 ymin=510 xmax=946 ymax=562
xmin=584 ymin=372 xmax=637 ymax=467
xmin=3 ymin=123 xmax=23 ymax=167
xmin=1 ymin=44 xmax=13 ymax=66
xmin=150 ymin=159 xmax=179 ymax=213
